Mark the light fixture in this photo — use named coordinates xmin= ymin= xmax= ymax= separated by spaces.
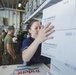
xmin=18 ymin=3 xmax=21 ymax=7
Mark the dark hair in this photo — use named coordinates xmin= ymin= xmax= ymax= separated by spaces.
xmin=8 ymin=26 xmax=14 ymax=31
xmin=2 ymin=30 xmax=5 ymax=33
xmin=26 ymin=20 xmax=39 ymax=35
xmin=27 ymin=20 xmax=39 ymax=30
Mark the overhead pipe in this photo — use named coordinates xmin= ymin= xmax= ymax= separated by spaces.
xmin=0 ymin=8 xmax=25 ymax=12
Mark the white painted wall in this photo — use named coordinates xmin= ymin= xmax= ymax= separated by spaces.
xmin=22 ymin=13 xmax=27 ymax=31
xmin=0 ymin=9 xmax=20 ymax=35
xmin=22 ymin=13 xmax=26 ymax=22
xmin=0 ymin=10 xmax=20 ymax=28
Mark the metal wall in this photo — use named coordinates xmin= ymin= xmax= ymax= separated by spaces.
xmin=0 ymin=10 xmax=20 ymax=35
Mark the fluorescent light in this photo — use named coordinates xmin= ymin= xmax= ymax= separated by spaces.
xmin=18 ymin=3 xmax=21 ymax=7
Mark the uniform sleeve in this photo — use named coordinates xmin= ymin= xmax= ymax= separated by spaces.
xmin=7 ymin=37 xmax=12 ymax=44
xmin=21 ymin=39 xmax=31 ymax=52
xmin=2 ymin=35 xmax=4 ymax=39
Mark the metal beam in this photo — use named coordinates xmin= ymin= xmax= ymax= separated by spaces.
xmin=20 ymin=0 xmax=25 ymax=9
xmin=0 ymin=0 xmax=3 ymax=8
xmin=0 ymin=3 xmax=3 ymax=8
xmin=0 ymin=8 xmax=25 ymax=12
xmin=12 ymin=0 xmax=14 ymax=9
xmin=16 ymin=0 xmax=19 ymax=9
xmin=21 ymin=0 xmax=28 ymax=8
xmin=0 ymin=0 xmax=4 ymax=7
xmin=14 ymin=0 xmax=18 ymax=9
xmin=1 ymin=0 xmax=5 ymax=7
xmin=7 ymin=0 xmax=9 ymax=8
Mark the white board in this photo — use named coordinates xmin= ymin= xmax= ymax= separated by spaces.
xmin=50 ymin=59 xmax=76 ymax=75
xmin=41 ymin=0 xmax=76 ymax=67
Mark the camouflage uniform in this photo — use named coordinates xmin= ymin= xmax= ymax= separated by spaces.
xmin=2 ymin=34 xmax=14 ymax=65
xmin=0 ymin=35 xmax=5 ymax=65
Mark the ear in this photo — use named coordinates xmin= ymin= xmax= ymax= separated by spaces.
xmin=28 ymin=29 xmax=31 ymax=34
